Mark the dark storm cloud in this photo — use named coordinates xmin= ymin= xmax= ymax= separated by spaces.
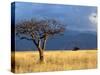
xmin=15 ymin=2 xmax=97 ymax=32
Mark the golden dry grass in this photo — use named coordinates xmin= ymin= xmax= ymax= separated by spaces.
xmin=11 ymin=50 xmax=97 ymax=73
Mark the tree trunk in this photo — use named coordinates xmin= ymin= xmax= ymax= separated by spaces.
xmin=37 ymin=39 xmax=45 ymax=63
xmin=31 ymin=35 xmax=45 ymax=63
xmin=39 ymin=49 xmax=44 ymax=63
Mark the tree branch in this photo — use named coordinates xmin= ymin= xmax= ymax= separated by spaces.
xmin=31 ymin=34 xmax=38 ymax=47
xmin=42 ymin=34 xmax=47 ymax=50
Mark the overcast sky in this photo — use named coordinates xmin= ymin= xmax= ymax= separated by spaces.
xmin=14 ymin=2 xmax=97 ymax=32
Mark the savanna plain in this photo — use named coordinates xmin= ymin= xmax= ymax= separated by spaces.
xmin=11 ymin=50 xmax=97 ymax=73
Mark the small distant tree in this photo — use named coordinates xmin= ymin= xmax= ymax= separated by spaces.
xmin=16 ymin=18 xmax=66 ymax=63
xmin=72 ymin=47 xmax=80 ymax=51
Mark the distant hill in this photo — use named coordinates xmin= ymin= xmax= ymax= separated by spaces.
xmin=15 ymin=30 xmax=97 ymax=51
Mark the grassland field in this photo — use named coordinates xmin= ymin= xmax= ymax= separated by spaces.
xmin=11 ymin=50 xmax=97 ymax=73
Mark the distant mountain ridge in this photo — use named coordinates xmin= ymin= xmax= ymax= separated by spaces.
xmin=15 ymin=30 xmax=97 ymax=51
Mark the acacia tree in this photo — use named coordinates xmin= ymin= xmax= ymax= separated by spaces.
xmin=16 ymin=18 xmax=66 ymax=63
